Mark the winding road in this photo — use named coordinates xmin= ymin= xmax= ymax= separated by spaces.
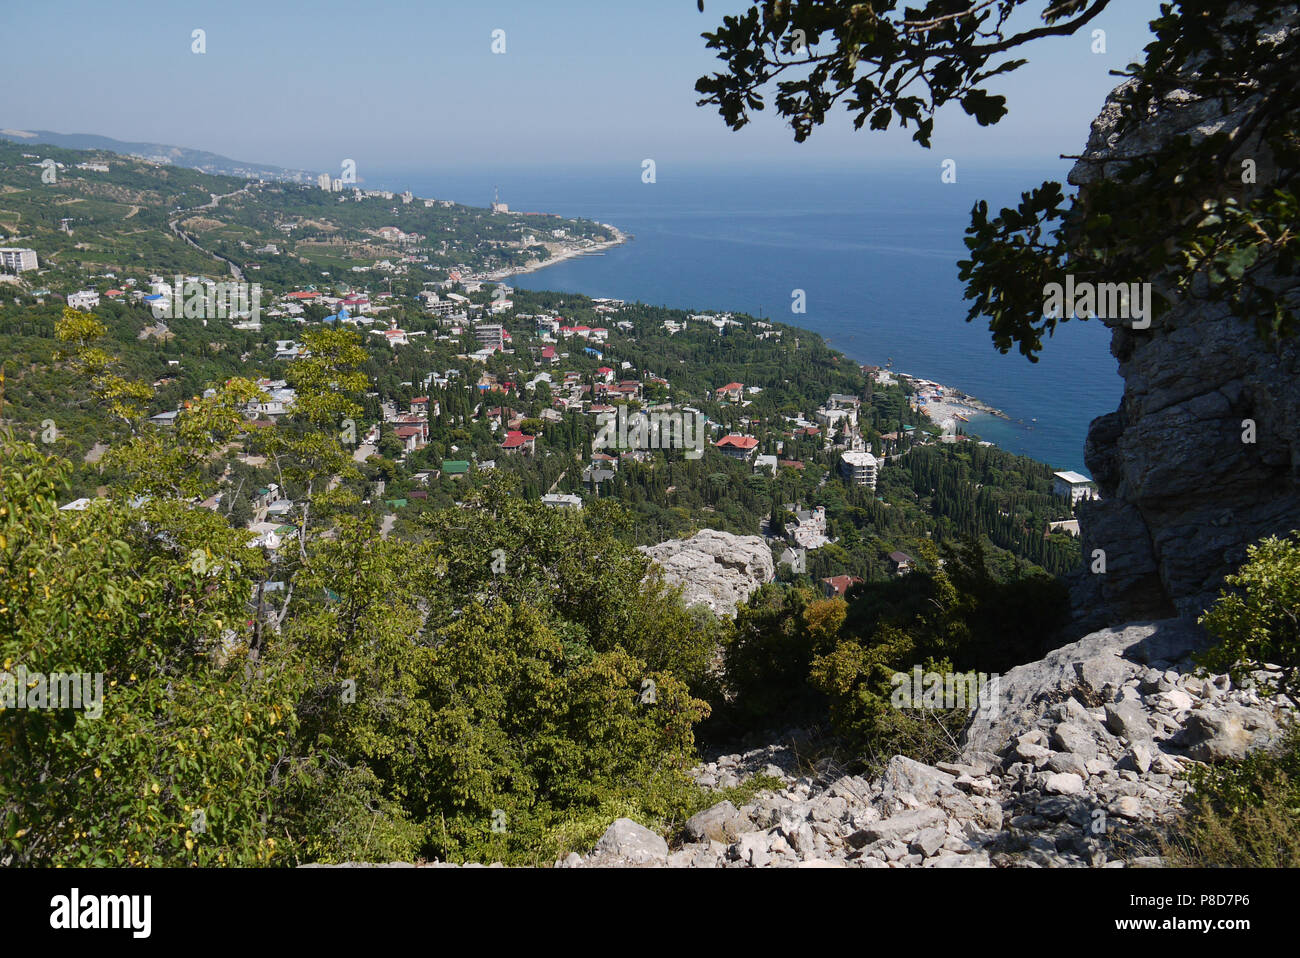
xmin=167 ymin=186 xmax=254 ymax=281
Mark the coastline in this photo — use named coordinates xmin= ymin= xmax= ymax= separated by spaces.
xmin=871 ymin=368 xmax=1009 ymax=434
xmin=480 ymin=226 xmax=630 ymax=282
xmin=463 ymin=208 xmax=1049 ymax=463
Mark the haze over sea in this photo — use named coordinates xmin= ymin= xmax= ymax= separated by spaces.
xmin=379 ymin=163 xmax=1122 ymax=473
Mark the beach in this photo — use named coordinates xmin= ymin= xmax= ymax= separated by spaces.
xmin=872 ymin=368 xmax=1009 ymax=435
xmin=483 ymin=225 xmax=630 ymax=282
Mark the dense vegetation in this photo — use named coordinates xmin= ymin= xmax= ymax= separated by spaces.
xmin=1163 ymin=533 xmax=1300 ymax=866
xmin=0 ymin=304 xmax=1082 ymax=864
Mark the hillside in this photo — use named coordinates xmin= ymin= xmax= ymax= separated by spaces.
xmin=0 ymin=127 xmax=318 ymax=183
xmin=0 ymin=138 xmax=616 ymax=293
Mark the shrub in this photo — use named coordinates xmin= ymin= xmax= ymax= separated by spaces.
xmin=1164 ymin=727 xmax=1300 ymax=867
xmin=1198 ymin=531 xmax=1300 ymax=709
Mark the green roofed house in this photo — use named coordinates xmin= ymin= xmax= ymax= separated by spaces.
xmin=442 ymin=460 xmax=471 ymax=478
xmin=384 ymin=499 xmax=407 ymax=509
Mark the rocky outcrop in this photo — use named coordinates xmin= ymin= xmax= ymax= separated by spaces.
xmin=1066 ymin=46 xmax=1300 ymax=626
xmin=640 ymin=529 xmax=775 ymax=616
xmin=561 ymin=620 xmax=1292 ymax=868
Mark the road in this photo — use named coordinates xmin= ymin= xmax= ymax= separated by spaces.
xmin=167 ymin=186 xmax=254 ymax=281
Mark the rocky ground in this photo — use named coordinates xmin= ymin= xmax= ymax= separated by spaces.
xmin=565 ymin=619 xmax=1292 ymax=868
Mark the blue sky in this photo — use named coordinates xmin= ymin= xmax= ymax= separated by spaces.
xmin=1 ymin=0 xmax=1164 ymax=176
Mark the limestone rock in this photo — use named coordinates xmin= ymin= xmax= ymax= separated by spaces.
xmin=1066 ymin=50 xmax=1300 ymax=626
xmin=639 ymin=530 xmax=775 ymax=616
xmin=1105 ymin=701 xmax=1154 ymax=742
xmin=962 ymin=619 xmax=1205 ymax=757
xmin=1176 ymin=705 xmax=1280 ymax=762
xmin=684 ymin=801 xmax=747 ymax=845
xmin=1044 ymin=772 xmax=1085 ymax=796
xmin=592 ymin=818 xmax=668 ymax=864
xmin=852 ymin=807 xmax=946 ymax=845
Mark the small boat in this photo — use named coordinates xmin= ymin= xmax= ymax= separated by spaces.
xmin=1031 ymin=418 xmax=1038 ymax=423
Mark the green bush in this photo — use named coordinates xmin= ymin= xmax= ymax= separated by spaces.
xmin=1198 ymin=531 xmax=1300 ymax=709
xmin=1164 ymin=727 xmax=1300 ymax=867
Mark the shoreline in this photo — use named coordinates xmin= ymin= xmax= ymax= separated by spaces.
xmin=479 ymin=226 xmax=630 ymax=283
xmin=465 ymin=215 xmax=1029 ymax=453
xmin=871 ymin=368 xmax=1009 ymax=434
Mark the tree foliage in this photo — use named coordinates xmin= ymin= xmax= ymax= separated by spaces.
xmin=696 ymin=1 xmax=1300 ymax=359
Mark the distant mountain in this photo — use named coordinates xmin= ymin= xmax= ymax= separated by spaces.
xmin=0 ymin=127 xmax=319 ymax=184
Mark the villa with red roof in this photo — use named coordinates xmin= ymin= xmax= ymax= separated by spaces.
xmin=716 ymin=434 xmax=759 ymax=460
xmin=500 ymin=430 xmax=536 ymax=455
xmin=716 ymin=382 xmax=745 ymax=402
xmin=821 ymin=575 xmax=863 ymax=599
xmin=393 ymin=423 xmax=427 ymax=453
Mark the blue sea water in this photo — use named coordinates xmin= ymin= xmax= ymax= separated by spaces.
xmin=375 ymin=163 xmax=1121 ymax=473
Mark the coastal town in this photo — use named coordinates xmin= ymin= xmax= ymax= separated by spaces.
xmin=22 ymin=266 xmax=1095 ymax=590
xmin=2 ymin=139 xmax=1095 ymax=597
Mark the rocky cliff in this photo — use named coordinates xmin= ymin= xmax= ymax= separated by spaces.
xmin=1067 ymin=69 xmax=1300 ymax=628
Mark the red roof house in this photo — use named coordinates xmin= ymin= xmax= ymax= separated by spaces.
xmin=500 ymin=430 xmax=536 ymax=455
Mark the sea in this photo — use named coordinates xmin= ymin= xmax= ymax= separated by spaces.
xmin=373 ymin=163 xmax=1121 ymax=473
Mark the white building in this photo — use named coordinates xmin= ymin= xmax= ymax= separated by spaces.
xmin=318 ymin=173 xmax=333 ymax=191
xmin=0 ymin=247 xmax=39 ymax=272
xmin=66 ymin=289 xmax=100 ymax=310
xmin=541 ymin=493 xmax=583 ymax=509
xmin=840 ymin=450 xmax=879 ymax=490
xmin=789 ymin=505 xmax=829 ymax=550
xmin=816 ymin=406 xmax=856 ymax=432
xmin=1053 ymin=471 xmax=1098 ymax=506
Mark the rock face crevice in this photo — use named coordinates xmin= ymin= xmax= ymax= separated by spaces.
xmin=1067 ymin=67 xmax=1300 ymax=629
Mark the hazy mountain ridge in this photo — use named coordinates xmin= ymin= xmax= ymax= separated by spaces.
xmin=0 ymin=127 xmax=319 ymax=184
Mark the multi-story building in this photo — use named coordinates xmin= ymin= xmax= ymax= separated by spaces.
xmin=66 ymin=289 xmax=100 ymax=310
xmin=317 ymin=173 xmax=333 ymax=191
xmin=839 ymin=450 xmax=878 ymax=490
xmin=0 ymin=247 xmax=39 ymax=272
xmin=715 ymin=382 xmax=745 ymax=402
xmin=475 ymin=324 xmax=505 ymax=352
xmin=1053 ymin=471 xmax=1098 ymax=506
xmin=715 ymin=434 xmax=759 ymax=460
